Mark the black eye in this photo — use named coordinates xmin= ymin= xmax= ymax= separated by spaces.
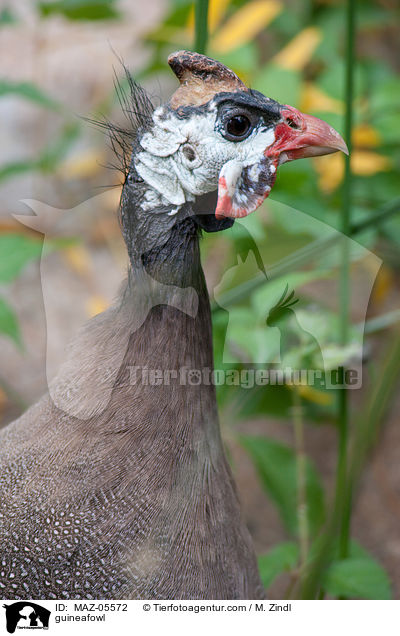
xmin=225 ymin=115 xmax=251 ymax=139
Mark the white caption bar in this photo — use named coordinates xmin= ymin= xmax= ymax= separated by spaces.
xmin=1 ymin=599 xmax=397 ymax=636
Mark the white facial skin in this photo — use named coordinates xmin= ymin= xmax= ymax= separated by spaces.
xmin=135 ymin=101 xmax=276 ymax=213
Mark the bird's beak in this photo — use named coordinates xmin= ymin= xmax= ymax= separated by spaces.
xmin=266 ymin=105 xmax=348 ymax=164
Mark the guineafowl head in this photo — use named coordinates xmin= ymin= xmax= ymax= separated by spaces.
xmin=114 ymin=51 xmax=347 ymax=262
xmin=131 ymin=51 xmax=346 ymax=219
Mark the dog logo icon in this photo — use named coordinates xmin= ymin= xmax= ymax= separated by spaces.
xmin=2 ymin=602 xmax=50 ymax=634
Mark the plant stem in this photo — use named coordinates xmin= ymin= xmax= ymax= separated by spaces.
xmin=194 ymin=0 xmax=209 ymax=54
xmin=336 ymin=0 xmax=356 ymax=564
xmin=293 ymin=390 xmax=309 ymax=568
xmin=339 ymin=0 xmax=355 ymax=341
xmin=297 ymin=0 xmax=357 ymax=598
xmin=337 ymin=380 xmax=351 ymax=559
xmin=299 ymin=329 xmax=400 ymax=599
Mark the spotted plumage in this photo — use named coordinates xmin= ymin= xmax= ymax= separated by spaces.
xmin=0 ymin=51 xmax=347 ymax=600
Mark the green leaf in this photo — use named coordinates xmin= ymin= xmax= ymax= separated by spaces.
xmin=0 ymin=297 xmax=21 ymax=346
xmin=317 ymin=58 xmax=366 ymax=101
xmin=370 ymin=76 xmax=400 ymax=118
xmin=39 ymin=0 xmax=120 ymax=21
xmin=0 ymin=7 xmax=18 ymax=24
xmin=0 ymin=234 xmax=43 ymax=283
xmin=209 ymin=42 xmax=258 ymax=77
xmin=349 ymin=539 xmax=374 ymax=559
xmin=0 ymin=80 xmax=59 ymax=110
xmin=233 ymin=384 xmax=293 ymax=419
xmin=252 ymin=65 xmax=301 ymax=108
xmin=0 ymin=159 xmax=37 ymax=182
xmin=240 ymin=435 xmax=325 ymax=537
xmin=217 ymin=379 xmax=292 ymax=419
xmin=323 ymin=557 xmax=392 ymax=600
xmin=258 ymin=541 xmax=299 ymax=588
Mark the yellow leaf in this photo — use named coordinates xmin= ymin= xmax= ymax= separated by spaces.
xmin=295 ymin=384 xmax=333 ymax=406
xmin=59 ymin=150 xmax=105 ymax=179
xmin=314 ymin=150 xmax=391 ymax=193
xmin=86 ymin=294 xmax=109 ymax=318
xmin=209 ymin=0 xmax=231 ymax=33
xmin=187 ymin=6 xmax=194 ymax=32
xmin=372 ymin=265 xmax=394 ymax=304
xmin=314 ymin=153 xmax=344 ymax=193
xmin=211 ymin=0 xmax=282 ymax=54
xmin=188 ymin=0 xmax=231 ymax=34
xmin=352 ymin=150 xmax=391 ymax=176
xmin=352 ymin=124 xmax=380 ymax=148
xmin=63 ymin=245 xmax=92 ymax=276
xmin=300 ymin=82 xmax=344 ymax=114
xmin=273 ymin=27 xmax=322 ymax=71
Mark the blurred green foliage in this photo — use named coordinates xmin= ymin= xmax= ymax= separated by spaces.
xmin=240 ymin=435 xmax=326 ymax=537
xmin=0 ymin=235 xmax=42 ymax=347
xmin=259 ymin=537 xmax=392 ymax=599
xmin=0 ymin=80 xmax=60 ymax=109
xmin=38 ymin=0 xmax=121 ymax=21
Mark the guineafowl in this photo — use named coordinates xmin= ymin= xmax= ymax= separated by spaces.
xmin=0 ymin=51 xmax=347 ymax=600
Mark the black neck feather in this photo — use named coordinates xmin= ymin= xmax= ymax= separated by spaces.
xmin=120 ymin=181 xmax=233 ymax=292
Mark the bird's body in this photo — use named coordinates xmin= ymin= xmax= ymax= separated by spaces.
xmin=0 ymin=217 xmax=262 ymax=599
xmin=0 ymin=51 xmax=347 ymax=600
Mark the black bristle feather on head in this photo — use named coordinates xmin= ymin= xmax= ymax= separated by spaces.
xmin=85 ymin=61 xmax=154 ymax=184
